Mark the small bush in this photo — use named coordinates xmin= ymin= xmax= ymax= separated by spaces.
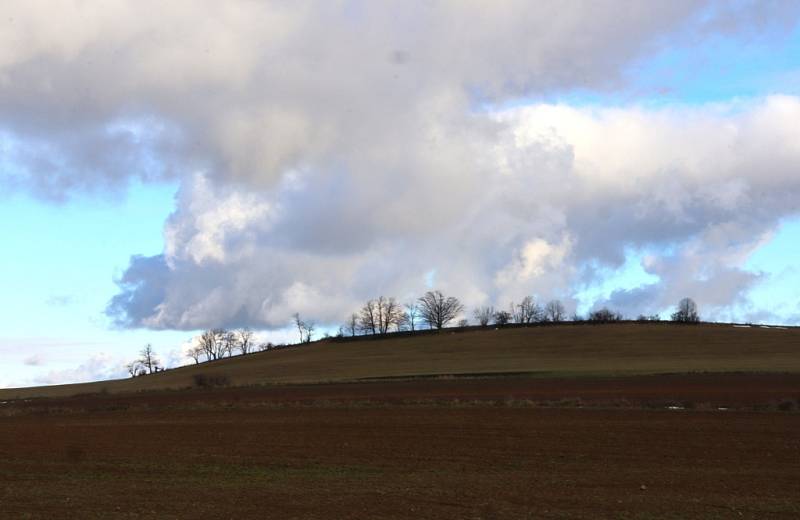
xmin=193 ymin=373 xmax=231 ymax=389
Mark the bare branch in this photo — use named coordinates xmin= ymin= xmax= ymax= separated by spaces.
xmin=418 ymin=290 xmax=464 ymax=330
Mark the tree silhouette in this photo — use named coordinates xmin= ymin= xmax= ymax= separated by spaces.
xmin=418 ymin=290 xmax=464 ymax=329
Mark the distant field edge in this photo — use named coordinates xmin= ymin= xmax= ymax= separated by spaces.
xmin=2 ymin=322 xmax=799 ymax=400
xmin=352 ymin=368 xmax=800 ymax=382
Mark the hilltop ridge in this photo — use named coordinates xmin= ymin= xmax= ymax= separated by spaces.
xmin=2 ymin=322 xmax=799 ymax=400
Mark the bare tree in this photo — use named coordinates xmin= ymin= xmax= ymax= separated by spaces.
xmin=358 ymin=297 xmax=404 ymax=335
xmin=257 ymin=341 xmax=273 ymax=352
xmin=235 ymin=328 xmax=255 ymax=355
xmin=513 ymin=296 xmax=543 ymax=324
xmin=186 ymin=343 xmax=204 ymax=364
xmin=220 ymin=330 xmax=237 ymax=358
xmin=346 ymin=313 xmax=358 ymax=337
xmin=293 ymin=313 xmax=306 ymax=343
xmin=198 ymin=330 xmax=215 ymax=360
xmin=291 ymin=313 xmax=316 ymax=343
xmin=379 ymin=297 xmax=404 ymax=333
xmin=671 ymin=297 xmax=699 ymax=323
xmin=544 ymin=300 xmax=566 ymax=322
xmin=304 ymin=321 xmax=316 ymax=343
xmin=358 ymin=300 xmax=378 ymax=335
xmin=127 ymin=360 xmax=144 ymax=377
xmin=493 ymin=309 xmax=512 ymax=326
xmin=199 ymin=329 xmax=228 ymax=360
xmin=138 ymin=343 xmax=161 ymax=374
xmin=473 ymin=306 xmax=494 ymax=327
xmin=457 ymin=318 xmax=469 ymax=328
xmin=404 ymin=302 xmax=420 ymax=331
xmin=417 ymin=290 xmax=464 ymax=330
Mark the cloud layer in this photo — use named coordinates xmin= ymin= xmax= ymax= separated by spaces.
xmin=1 ymin=1 xmax=799 ymax=329
xmin=108 ymin=96 xmax=800 ymax=328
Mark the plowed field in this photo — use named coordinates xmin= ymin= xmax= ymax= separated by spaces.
xmin=2 ymin=374 xmax=799 ymax=519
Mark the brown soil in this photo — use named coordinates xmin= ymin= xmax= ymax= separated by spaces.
xmin=4 ymin=372 xmax=800 ymax=414
xmin=1 ymin=374 xmax=799 ymax=519
xmin=4 ymin=322 xmax=799 ymax=400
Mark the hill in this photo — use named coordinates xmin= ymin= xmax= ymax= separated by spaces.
xmin=2 ymin=322 xmax=799 ymax=400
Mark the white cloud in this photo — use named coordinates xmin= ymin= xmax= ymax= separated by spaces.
xmin=32 ymin=353 xmax=128 ymax=386
xmin=23 ymin=354 xmax=46 ymax=366
xmin=2 ymin=1 xmax=751 ymax=199
xmin=104 ymin=96 xmax=800 ymax=329
xmin=1 ymin=2 xmax=799 ymax=329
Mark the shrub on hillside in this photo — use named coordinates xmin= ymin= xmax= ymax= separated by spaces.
xmin=193 ymin=373 xmax=231 ymax=389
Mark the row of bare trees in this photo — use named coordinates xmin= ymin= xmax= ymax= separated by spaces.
xmin=128 ymin=328 xmax=272 ymax=376
xmin=186 ymin=328 xmax=263 ymax=364
xmin=341 ymin=294 xmax=701 ymax=333
xmin=339 ymin=290 xmax=465 ymax=337
xmin=340 ymin=292 xmax=572 ymax=335
xmin=473 ymin=297 xmax=567 ymax=327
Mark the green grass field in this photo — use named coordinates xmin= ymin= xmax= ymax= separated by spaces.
xmin=2 ymin=322 xmax=799 ymax=399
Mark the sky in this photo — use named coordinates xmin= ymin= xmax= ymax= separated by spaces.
xmin=1 ymin=1 xmax=799 ymax=387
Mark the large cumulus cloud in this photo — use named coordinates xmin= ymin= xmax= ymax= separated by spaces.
xmin=1 ymin=1 xmax=799 ymax=328
xmin=109 ymin=96 xmax=800 ymax=329
xmin=1 ymin=0 xmax=739 ymax=197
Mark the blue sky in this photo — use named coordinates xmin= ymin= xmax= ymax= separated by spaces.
xmin=1 ymin=2 xmax=799 ymax=387
xmin=0 ymin=181 xmax=195 ymax=386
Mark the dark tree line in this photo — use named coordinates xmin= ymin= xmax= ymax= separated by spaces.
xmin=472 ymin=297 xmax=567 ymax=327
xmin=339 ymin=290 xmax=466 ymax=337
xmin=186 ymin=327 xmax=268 ymax=364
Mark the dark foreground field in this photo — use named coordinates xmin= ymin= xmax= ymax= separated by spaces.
xmin=2 ymin=374 xmax=800 ymax=519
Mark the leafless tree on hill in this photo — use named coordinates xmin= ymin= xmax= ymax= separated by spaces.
xmin=292 ymin=313 xmax=316 ymax=343
xmin=418 ymin=290 xmax=464 ymax=330
xmin=671 ymin=297 xmax=700 ymax=323
xmin=513 ymin=296 xmax=543 ymax=324
xmin=345 ymin=313 xmax=358 ymax=336
xmin=127 ymin=360 xmax=144 ymax=377
xmin=235 ymin=328 xmax=255 ymax=354
xmin=380 ymin=297 xmax=404 ymax=333
xmin=293 ymin=313 xmax=306 ymax=343
xmin=221 ymin=330 xmax=237 ymax=357
xmin=403 ymin=302 xmax=420 ymax=331
xmin=359 ymin=297 xmax=404 ymax=335
xmin=358 ymin=300 xmax=378 ymax=334
xmin=494 ymin=309 xmax=512 ymax=326
xmin=545 ymin=300 xmax=566 ymax=322
xmin=139 ymin=343 xmax=161 ymax=374
xmin=304 ymin=321 xmax=316 ymax=343
xmin=473 ymin=306 xmax=494 ymax=326
xmin=186 ymin=343 xmax=203 ymax=364
xmin=199 ymin=329 xmax=226 ymax=360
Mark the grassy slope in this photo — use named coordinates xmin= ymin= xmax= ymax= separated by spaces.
xmin=2 ymin=322 xmax=799 ymax=399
